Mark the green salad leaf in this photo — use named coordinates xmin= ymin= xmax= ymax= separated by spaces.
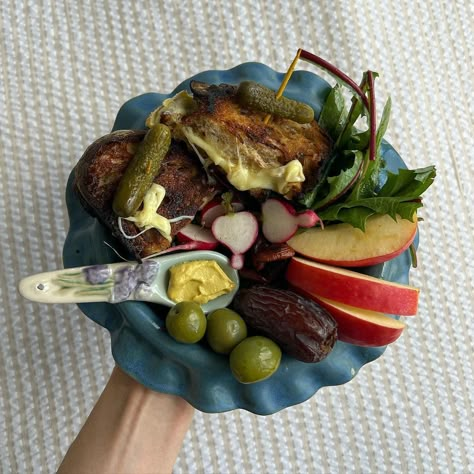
xmin=348 ymin=96 xmax=391 ymax=201
xmin=318 ymin=166 xmax=436 ymax=230
xmin=375 ymin=96 xmax=392 ymax=152
xmin=317 ymin=84 xmax=346 ymax=140
xmin=300 ymin=81 xmax=370 ymax=210
xmin=303 ymin=78 xmax=435 ymax=231
xmin=334 ymin=92 xmax=366 ymax=152
xmin=378 ymin=166 xmax=436 ymax=199
xmin=312 ymin=151 xmax=363 ymax=210
xmin=290 ymin=51 xmax=436 ymax=241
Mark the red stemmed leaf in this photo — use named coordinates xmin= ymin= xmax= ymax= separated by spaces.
xmin=367 ymin=71 xmax=376 ymax=161
xmin=299 ymin=49 xmax=370 ymax=111
xmin=299 ymin=49 xmax=377 ymax=161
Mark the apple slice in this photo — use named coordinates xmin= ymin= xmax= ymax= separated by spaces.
xmin=286 ymin=257 xmax=419 ymax=315
xmin=293 ymin=289 xmax=405 ymax=346
xmin=287 ymin=213 xmax=417 ymax=267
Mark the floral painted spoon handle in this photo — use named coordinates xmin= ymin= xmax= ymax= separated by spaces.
xmin=18 ymin=250 xmax=239 ymax=312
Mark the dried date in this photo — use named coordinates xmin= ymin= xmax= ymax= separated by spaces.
xmin=233 ymin=286 xmax=337 ymax=363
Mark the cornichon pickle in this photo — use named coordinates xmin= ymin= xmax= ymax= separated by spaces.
xmin=233 ymin=286 xmax=337 ymax=363
xmin=112 ymin=123 xmax=171 ymax=217
xmin=236 ymin=81 xmax=314 ymax=124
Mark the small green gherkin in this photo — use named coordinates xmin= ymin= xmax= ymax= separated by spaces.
xmin=113 ymin=123 xmax=171 ymax=217
xmin=236 ymin=81 xmax=314 ymax=124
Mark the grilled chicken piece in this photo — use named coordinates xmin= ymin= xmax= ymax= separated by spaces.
xmin=148 ymin=81 xmax=332 ymax=199
xmin=74 ymin=130 xmax=218 ymax=259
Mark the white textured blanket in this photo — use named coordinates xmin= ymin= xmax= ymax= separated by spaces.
xmin=1 ymin=1 xmax=472 ymax=472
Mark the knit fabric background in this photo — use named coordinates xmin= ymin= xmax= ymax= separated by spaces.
xmin=1 ymin=1 xmax=473 ymax=472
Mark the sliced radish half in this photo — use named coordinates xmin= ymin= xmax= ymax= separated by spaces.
xmin=212 ymin=212 xmax=259 ymax=269
xmin=176 ymin=223 xmax=218 ymax=249
xmin=262 ymin=199 xmax=319 ymax=243
xmin=201 ymin=198 xmax=245 ymax=228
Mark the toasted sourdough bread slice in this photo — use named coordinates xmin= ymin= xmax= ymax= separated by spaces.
xmin=74 ymin=130 xmax=218 ymax=259
xmin=150 ymin=81 xmax=332 ymax=199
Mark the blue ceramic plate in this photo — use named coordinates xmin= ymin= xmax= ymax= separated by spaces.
xmin=63 ymin=63 xmax=414 ymax=415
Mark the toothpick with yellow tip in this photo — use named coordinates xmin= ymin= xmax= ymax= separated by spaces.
xmin=264 ymin=48 xmax=302 ymax=124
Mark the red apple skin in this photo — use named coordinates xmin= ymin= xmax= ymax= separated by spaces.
xmin=287 ymin=214 xmax=417 ymax=267
xmin=293 ymin=288 xmax=405 ymax=346
xmin=286 ymin=257 xmax=419 ymax=316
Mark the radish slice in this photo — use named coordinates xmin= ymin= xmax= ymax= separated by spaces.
xmin=176 ymin=223 xmax=218 ymax=249
xmin=211 ymin=212 xmax=259 ymax=269
xmin=201 ymin=198 xmax=245 ymax=227
xmin=231 ymin=254 xmax=245 ymax=270
xmin=142 ymin=224 xmax=218 ymax=259
xmin=262 ymin=199 xmax=319 ymax=243
xmin=143 ymin=241 xmax=214 ymax=259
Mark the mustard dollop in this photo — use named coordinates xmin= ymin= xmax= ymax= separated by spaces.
xmin=167 ymin=260 xmax=235 ymax=304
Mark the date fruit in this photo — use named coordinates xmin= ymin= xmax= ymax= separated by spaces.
xmin=233 ymin=286 xmax=337 ymax=363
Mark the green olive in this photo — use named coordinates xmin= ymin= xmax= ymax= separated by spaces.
xmin=166 ymin=301 xmax=207 ymax=344
xmin=229 ymin=336 xmax=282 ymax=384
xmin=112 ymin=123 xmax=171 ymax=217
xmin=236 ymin=81 xmax=314 ymax=124
xmin=206 ymin=309 xmax=247 ymax=354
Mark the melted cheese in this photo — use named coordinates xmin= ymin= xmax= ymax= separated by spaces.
xmin=146 ymin=91 xmax=306 ymax=195
xmin=146 ymin=91 xmax=197 ymax=128
xmin=124 ymin=184 xmax=172 ymax=241
xmin=182 ymin=129 xmax=304 ymax=195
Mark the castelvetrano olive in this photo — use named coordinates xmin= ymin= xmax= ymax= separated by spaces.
xmin=229 ymin=336 xmax=282 ymax=384
xmin=166 ymin=301 xmax=206 ymax=344
xmin=206 ymin=308 xmax=247 ymax=354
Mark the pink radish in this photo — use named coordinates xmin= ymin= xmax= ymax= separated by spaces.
xmin=261 ymin=199 xmax=320 ymax=243
xmin=201 ymin=198 xmax=245 ymax=228
xmin=211 ymin=212 xmax=259 ymax=269
xmin=143 ymin=241 xmax=214 ymax=258
xmin=176 ymin=224 xmax=218 ymax=249
xmin=143 ymin=224 xmax=218 ymax=259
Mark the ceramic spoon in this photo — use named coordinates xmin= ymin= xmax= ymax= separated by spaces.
xmin=19 ymin=250 xmax=239 ymax=313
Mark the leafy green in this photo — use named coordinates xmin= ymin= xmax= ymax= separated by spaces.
xmin=334 ymin=72 xmax=378 ymax=152
xmin=347 ymin=129 xmax=370 ymax=151
xmin=318 ymin=197 xmax=423 ymax=229
xmin=318 ymin=166 xmax=436 ymax=230
xmin=318 ymin=75 xmax=370 ymax=150
xmin=312 ymin=151 xmax=363 ymax=210
xmin=378 ymin=166 xmax=435 ymax=198
xmin=348 ymin=97 xmax=391 ymax=201
xmin=299 ymin=152 xmax=339 ymax=208
xmin=306 ymin=75 xmax=435 ymax=232
xmin=323 ymin=206 xmax=376 ymax=230
xmin=375 ymin=96 xmax=392 ymax=153
xmin=300 ymin=79 xmax=370 ymax=210
xmin=347 ymin=153 xmax=381 ymax=201
xmin=334 ymin=93 xmax=366 ymax=151
xmin=318 ymin=84 xmax=346 ymax=140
